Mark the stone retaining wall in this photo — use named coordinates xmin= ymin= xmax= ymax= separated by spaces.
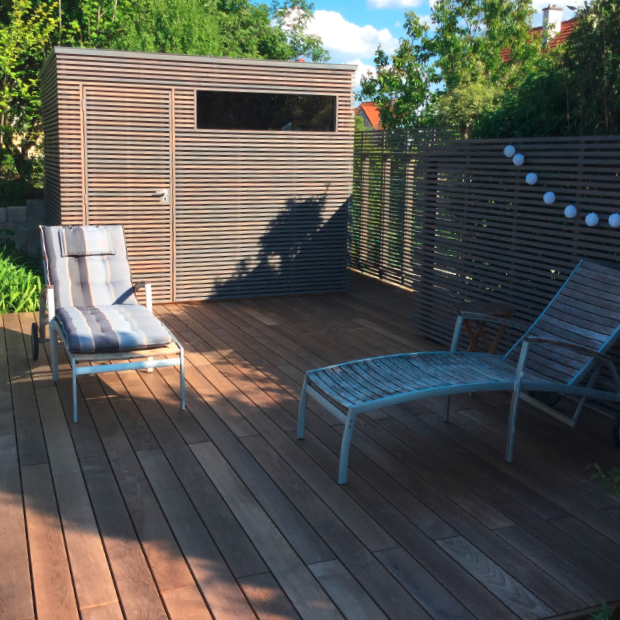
xmin=0 ymin=199 xmax=45 ymax=253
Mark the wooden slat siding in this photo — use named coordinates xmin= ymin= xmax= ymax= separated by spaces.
xmin=174 ymin=89 xmax=351 ymax=300
xmin=58 ymin=82 xmax=84 ymax=225
xmin=39 ymin=55 xmax=61 ymax=225
xmin=351 ymin=130 xmax=620 ymax=415
xmin=40 ymin=47 xmax=355 ymax=302
xmin=83 ymin=86 xmax=173 ymax=300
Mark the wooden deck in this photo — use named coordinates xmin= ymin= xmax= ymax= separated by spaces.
xmin=2 ymin=272 xmax=620 ymax=620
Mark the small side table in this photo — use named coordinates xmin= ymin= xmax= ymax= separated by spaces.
xmin=452 ymin=302 xmax=516 ymax=353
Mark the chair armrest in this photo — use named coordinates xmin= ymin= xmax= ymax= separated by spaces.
xmin=42 ymin=285 xmax=55 ymax=320
xmin=133 ymin=281 xmax=152 ymax=312
xmin=524 ymin=337 xmax=612 ymax=362
xmin=450 ymin=312 xmax=529 ymax=352
xmin=458 ymin=312 xmax=530 ymax=330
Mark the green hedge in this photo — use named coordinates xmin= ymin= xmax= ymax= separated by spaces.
xmin=0 ymin=242 xmax=43 ymax=314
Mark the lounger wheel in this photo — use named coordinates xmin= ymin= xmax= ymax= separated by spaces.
xmin=31 ymin=323 xmax=39 ymax=361
xmin=613 ymin=412 xmax=620 ymax=448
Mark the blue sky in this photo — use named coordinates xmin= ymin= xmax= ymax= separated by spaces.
xmin=305 ymin=1 xmax=580 ymax=87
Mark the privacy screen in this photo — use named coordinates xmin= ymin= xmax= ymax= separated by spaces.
xmin=196 ymin=91 xmax=336 ymax=131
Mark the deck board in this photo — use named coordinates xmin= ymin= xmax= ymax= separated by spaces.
xmin=2 ymin=272 xmax=620 ymax=620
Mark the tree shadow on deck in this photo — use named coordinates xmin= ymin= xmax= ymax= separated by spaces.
xmin=0 ymin=308 xmax=340 ymax=620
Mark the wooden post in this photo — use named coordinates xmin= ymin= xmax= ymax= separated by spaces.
xmin=380 ymin=148 xmax=391 ymax=280
xmin=360 ymin=134 xmax=370 ymax=272
xmin=402 ymin=130 xmax=414 ymax=288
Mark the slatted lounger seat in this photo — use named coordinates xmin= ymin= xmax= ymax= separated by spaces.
xmin=297 ymin=260 xmax=620 ymax=483
xmin=35 ymin=225 xmax=185 ymax=422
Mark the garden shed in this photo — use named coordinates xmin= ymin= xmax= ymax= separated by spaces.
xmin=40 ymin=47 xmax=355 ymax=303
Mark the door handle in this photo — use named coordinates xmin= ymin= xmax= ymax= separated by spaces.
xmin=152 ymin=188 xmax=169 ymax=203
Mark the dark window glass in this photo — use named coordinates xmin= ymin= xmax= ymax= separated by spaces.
xmin=196 ymin=91 xmax=335 ymax=131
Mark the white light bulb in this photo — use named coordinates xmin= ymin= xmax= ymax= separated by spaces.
xmin=564 ymin=205 xmax=577 ymax=219
xmin=586 ymin=212 xmax=599 ymax=227
xmin=609 ymin=213 xmax=620 ymax=228
xmin=504 ymin=145 xmax=516 ymax=157
xmin=525 ymin=173 xmax=538 ymax=185
xmin=543 ymin=192 xmax=556 ymax=205
xmin=513 ymin=153 xmax=525 ymax=166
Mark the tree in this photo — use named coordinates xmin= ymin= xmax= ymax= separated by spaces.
xmin=563 ymin=0 xmax=619 ymax=135
xmin=472 ymin=50 xmax=567 ymax=138
xmin=57 ymin=0 xmax=328 ymax=61
xmin=474 ymin=0 xmax=620 ymax=138
xmin=0 ymin=0 xmax=328 ymax=187
xmin=360 ymin=0 xmax=543 ymax=136
xmin=0 ymin=0 xmax=57 ymax=182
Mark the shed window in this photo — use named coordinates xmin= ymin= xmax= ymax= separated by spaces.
xmin=196 ymin=91 xmax=335 ymax=131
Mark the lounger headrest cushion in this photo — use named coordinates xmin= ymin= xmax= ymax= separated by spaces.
xmin=59 ymin=226 xmax=116 ymax=257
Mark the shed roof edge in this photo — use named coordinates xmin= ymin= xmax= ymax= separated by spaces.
xmin=49 ymin=46 xmax=357 ymax=72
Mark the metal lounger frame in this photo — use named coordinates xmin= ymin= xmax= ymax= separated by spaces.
xmin=297 ymin=259 xmax=620 ymax=484
xmin=40 ymin=283 xmax=185 ymax=423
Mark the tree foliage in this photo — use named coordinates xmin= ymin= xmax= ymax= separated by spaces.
xmin=57 ymin=0 xmax=328 ymax=61
xmin=361 ymin=0 xmax=620 ymax=138
xmin=0 ymin=0 xmax=328 ymax=188
xmin=360 ymin=0 xmax=542 ymax=136
xmin=559 ymin=0 xmax=619 ymax=135
xmin=0 ymin=0 xmax=57 ymax=182
xmin=476 ymin=0 xmax=620 ymax=137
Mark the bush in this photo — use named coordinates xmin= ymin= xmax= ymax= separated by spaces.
xmin=0 ymin=177 xmax=44 ymax=209
xmin=474 ymin=0 xmax=620 ymax=138
xmin=0 ymin=241 xmax=43 ymax=314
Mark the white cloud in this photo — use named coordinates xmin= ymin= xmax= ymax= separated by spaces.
xmin=369 ymin=0 xmax=422 ymax=7
xmin=346 ymin=59 xmax=377 ymax=86
xmin=306 ymin=10 xmax=399 ymax=57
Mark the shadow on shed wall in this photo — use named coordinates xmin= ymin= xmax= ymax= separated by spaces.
xmin=213 ymin=194 xmax=349 ymax=299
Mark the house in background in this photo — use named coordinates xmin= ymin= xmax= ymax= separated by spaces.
xmin=540 ymin=5 xmax=576 ymax=45
xmin=501 ymin=5 xmax=576 ymax=61
xmin=355 ymin=102 xmax=382 ymax=130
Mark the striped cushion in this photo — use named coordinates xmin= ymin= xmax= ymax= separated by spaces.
xmin=41 ymin=225 xmax=136 ymax=309
xmin=59 ymin=226 xmax=115 ymax=257
xmin=56 ymin=305 xmax=171 ymax=353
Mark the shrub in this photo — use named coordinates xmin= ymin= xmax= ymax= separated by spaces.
xmin=589 ymin=602 xmax=615 ymax=620
xmin=0 ymin=177 xmax=44 ymax=209
xmin=0 ymin=240 xmax=43 ymax=314
xmin=588 ymin=463 xmax=620 ymax=497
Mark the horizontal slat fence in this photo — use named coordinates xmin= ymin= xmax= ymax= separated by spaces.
xmin=351 ymin=130 xmax=620 ymax=415
xmin=350 ymin=128 xmax=458 ymax=287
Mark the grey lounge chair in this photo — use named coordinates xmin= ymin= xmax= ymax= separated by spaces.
xmin=297 ymin=260 xmax=620 ymax=483
xmin=34 ymin=225 xmax=185 ymax=422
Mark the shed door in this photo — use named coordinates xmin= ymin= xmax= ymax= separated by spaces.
xmin=84 ymin=87 xmax=173 ymax=302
